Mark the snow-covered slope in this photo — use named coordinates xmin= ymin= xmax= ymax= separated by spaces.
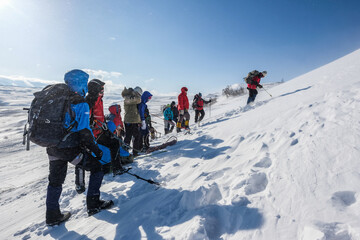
xmin=1 ymin=49 xmax=360 ymax=240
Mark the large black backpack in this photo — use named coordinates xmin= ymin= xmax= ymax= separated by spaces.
xmin=192 ymin=95 xmax=199 ymax=110
xmin=23 ymin=84 xmax=75 ymax=150
xmin=244 ymin=70 xmax=260 ymax=84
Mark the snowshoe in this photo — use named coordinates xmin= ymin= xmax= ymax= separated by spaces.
xmin=46 ymin=210 xmax=71 ymax=226
xmin=87 ymin=200 xmax=114 ymax=216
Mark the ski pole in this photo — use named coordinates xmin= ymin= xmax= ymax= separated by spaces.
xmin=262 ymin=87 xmax=272 ymax=97
xmin=209 ymin=98 xmax=211 ymax=117
xmin=125 ymin=171 xmax=161 ymax=186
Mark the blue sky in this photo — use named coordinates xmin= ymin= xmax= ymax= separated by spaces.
xmin=0 ymin=0 xmax=360 ymax=94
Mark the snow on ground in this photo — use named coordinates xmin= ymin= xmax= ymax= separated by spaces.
xmin=1 ymin=49 xmax=360 ymax=239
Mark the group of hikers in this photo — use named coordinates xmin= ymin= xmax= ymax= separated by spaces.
xmin=28 ymin=68 xmax=266 ymax=225
xmin=162 ymin=87 xmax=212 ymax=134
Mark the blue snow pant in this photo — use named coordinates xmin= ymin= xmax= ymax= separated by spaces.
xmin=46 ymin=156 xmax=103 ymax=211
xmin=247 ymin=89 xmax=258 ymax=104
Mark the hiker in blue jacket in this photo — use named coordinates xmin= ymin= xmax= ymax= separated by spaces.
xmin=45 ymin=69 xmax=113 ymax=225
xmin=138 ymin=91 xmax=153 ymax=152
xmin=163 ymin=104 xmax=175 ymax=134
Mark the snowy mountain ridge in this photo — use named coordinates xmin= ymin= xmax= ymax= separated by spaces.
xmin=0 ymin=49 xmax=360 ymax=239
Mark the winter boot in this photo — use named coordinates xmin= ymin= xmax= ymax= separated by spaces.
xmin=170 ymin=125 xmax=174 ymax=132
xmin=112 ymin=156 xmax=125 ymax=176
xmin=121 ymin=154 xmax=134 ymax=165
xmin=46 ymin=209 xmax=71 ymax=226
xmin=176 ymin=122 xmax=182 ymax=133
xmin=87 ymin=195 xmax=114 ymax=216
xmin=184 ymin=120 xmax=190 ymax=130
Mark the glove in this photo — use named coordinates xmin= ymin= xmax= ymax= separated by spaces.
xmin=258 ymin=84 xmax=263 ymax=88
xmin=141 ymin=120 xmax=146 ymax=130
xmin=93 ymin=147 xmax=103 ymax=161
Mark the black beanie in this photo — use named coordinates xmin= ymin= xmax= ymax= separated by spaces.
xmin=88 ymin=79 xmax=105 ymax=95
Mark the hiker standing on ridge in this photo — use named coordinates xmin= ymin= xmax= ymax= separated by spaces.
xmin=246 ymin=70 xmax=267 ymax=104
xmin=170 ymin=101 xmax=179 ymax=124
xmin=193 ymin=92 xmax=212 ymax=123
xmin=85 ymin=79 xmax=123 ymax=175
xmin=107 ymin=104 xmax=125 ymax=139
xmin=177 ymin=87 xmax=190 ymax=132
xmin=45 ymin=69 xmax=113 ymax=225
xmin=138 ymin=91 xmax=153 ymax=152
xmin=163 ymin=104 xmax=175 ymax=134
xmin=122 ymin=86 xmax=142 ymax=157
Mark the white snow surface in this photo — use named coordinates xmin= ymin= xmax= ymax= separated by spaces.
xmin=1 ymin=49 xmax=360 ymax=240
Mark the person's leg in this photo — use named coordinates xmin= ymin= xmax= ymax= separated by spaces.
xmin=97 ymin=132 xmax=122 ymax=172
xmin=177 ymin=113 xmax=184 ymax=132
xmin=87 ymin=165 xmax=113 ymax=215
xmin=124 ymin=123 xmax=132 ymax=145
xmin=46 ymin=158 xmax=69 ymax=225
xmin=169 ymin=121 xmax=175 ymax=132
xmin=164 ymin=120 xmax=170 ymax=134
xmin=198 ymin=110 xmax=205 ymax=122
xmin=195 ymin=110 xmax=199 ymax=123
xmin=184 ymin=112 xmax=190 ymax=129
xmin=247 ymin=89 xmax=255 ymax=104
xmin=133 ymin=124 xmax=142 ymax=156
xmin=75 ymin=165 xmax=86 ymax=193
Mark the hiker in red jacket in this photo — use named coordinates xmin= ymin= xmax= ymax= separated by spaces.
xmin=193 ymin=93 xmax=211 ymax=123
xmin=177 ymin=87 xmax=190 ymax=132
xmin=247 ymin=71 xmax=267 ymax=104
xmin=107 ymin=104 xmax=125 ymax=138
xmin=85 ymin=79 xmax=123 ymax=175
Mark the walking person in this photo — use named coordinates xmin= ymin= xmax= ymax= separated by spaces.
xmin=193 ymin=93 xmax=212 ymax=123
xmin=246 ymin=70 xmax=267 ymax=104
xmin=176 ymin=87 xmax=190 ymax=132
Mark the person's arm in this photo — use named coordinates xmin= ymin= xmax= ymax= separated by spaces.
xmin=72 ymin=102 xmax=102 ymax=158
xmin=204 ymin=99 xmax=211 ymax=104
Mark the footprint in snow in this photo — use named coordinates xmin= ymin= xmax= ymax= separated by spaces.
xmin=290 ymin=139 xmax=298 ymax=146
xmin=253 ymin=157 xmax=272 ymax=168
xmin=331 ymin=191 xmax=356 ymax=210
xmin=244 ymin=172 xmax=268 ymax=195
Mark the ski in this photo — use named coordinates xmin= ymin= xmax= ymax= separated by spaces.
xmin=135 ymin=150 xmax=168 ymax=159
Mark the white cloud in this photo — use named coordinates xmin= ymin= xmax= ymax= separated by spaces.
xmin=82 ymin=69 xmax=123 ymax=80
xmin=0 ymin=74 xmax=58 ymax=86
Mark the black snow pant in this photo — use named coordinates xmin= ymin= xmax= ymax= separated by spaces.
xmin=195 ymin=109 xmax=205 ymax=123
xmin=124 ymin=123 xmax=142 ymax=156
xmin=247 ymin=89 xmax=258 ymax=104
xmin=46 ymin=156 xmax=103 ymax=212
xmin=96 ymin=130 xmax=122 ymax=171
